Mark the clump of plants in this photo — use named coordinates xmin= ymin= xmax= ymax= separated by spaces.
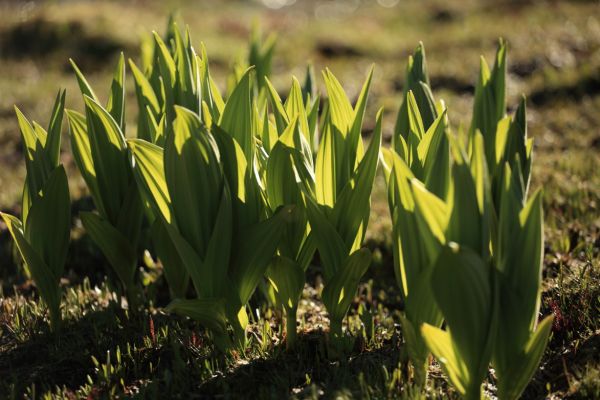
xmin=2 ymin=18 xmax=553 ymax=398
xmin=382 ymin=41 xmax=552 ymax=399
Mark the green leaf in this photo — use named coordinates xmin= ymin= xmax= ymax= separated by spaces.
xmin=284 ymin=77 xmax=311 ymax=146
xmin=266 ymin=256 xmax=305 ymax=311
xmin=322 ymin=69 xmax=353 ymax=135
xmin=347 ymin=66 xmax=374 ymax=169
xmin=500 ymin=315 xmax=553 ymax=400
xmin=0 ymin=213 xmax=62 ymax=329
xmin=211 ymin=125 xmax=248 ymax=205
xmin=165 ymin=106 xmax=223 ymax=258
xmin=230 ymin=205 xmax=295 ymax=305
xmin=150 ymin=219 xmax=189 ymax=299
xmin=411 ymin=180 xmax=448 ymax=248
xmin=321 ymin=248 xmax=371 ymax=324
xmin=172 ymin=23 xmax=198 ymax=112
xmin=219 ymin=67 xmax=255 ymax=164
xmin=417 ymin=110 xmax=450 ymax=198
xmin=83 ymin=95 xmax=130 ymax=224
xmin=315 ymin=115 xmax=340 ymax=208
xmin=15 ymin=106 xmax=52 ymax=203
xmin=106 ymin=53 xmax=126 ymax=129
xmin=153 ymin=31 xmax=177 ymax=120
xmin=80 ymin=212 xmax=137 ymax=288
xmin=70 ymin=59 xmax=98 ymax=102
xmin=129 ymin=59 xmax=161 ymax=141
xmin=199 ymin=184 xmax=233 ymax=299
xmin=430 ymin=243 xmax=495 ymax=394
xmin=46 ymin=89 xmax=66 ymax=167
xmin=264 ymin=76 xmax=289 ymax=133
xmin=394 ymin=43 xmax=437 ymax=140
xmin=447 ymin=153 xmax=483 ymax=255
xmin=24 ymin=166 xmax=70 ymax=279
xmin=65 ymin=109 xmax=106 ymax=218
xmin=421 ymin=324 xmax=469 ymax=395
xmin=127 ymin=138 xmax=172 ymax=222
xmin=166 ymin=298 xmax=228 ymax=335
xmin=332 ymin=108 xmax=382 ymax=250
xmin=304 ymin=197 xmax=346 ymax=280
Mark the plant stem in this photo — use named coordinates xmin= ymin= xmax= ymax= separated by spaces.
xmin=328 ymin=317 xmax=345 ymax=357
xmin=285 ymin=305 xmax=298 ymax=350
xmin=49 ymin=304 xmax=61 ymax=333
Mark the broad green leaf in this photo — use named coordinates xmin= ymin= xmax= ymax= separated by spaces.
xmin=129 ymin=59 xmax=161 ymax=141
xmin=83 ymin=95 xmax=130 ymax=224
xmin=172 ymin=23 xmax=198 ymax=112
xmin=332 ymin=108 xmax=382 ymax=250
xmin=166 ymin=298 xmax=228 ymax=335
xmin=394 ymin=43 xmax=437 ymax=140
xmin=347 ymin=66 xmax=374 ymax=168
xmin=211 ymin=125 xmax=248 ymax=204
xmin=151 ymin=219 xmax=189 ymax=299
xmin=421 ymin=324 xmax=468 ymax=395
xmin=70 ymin=59 xmax=98 ymax=102
xmin=219 ymin=67 xmax=254 ymax=164
xmin=406 ymin=91 xmax=425 ymax=141
xmin=46 ymin=89 xmax=66 ymax=167
xmin=322 ymin=69 xmax=353 ymax=135
xmin=284 ymin=77 xmax=310 ymax=145
xmin=315 ymin=117 xmax=339 ymax=207
xmin=304 ymin=196 xmax=346 ymax=281
xmin=230 ymin=205 xmax=295 ymax=305
xmin=65 ymin=109 xmax=106 ymax=218
xmin=264 ymin=76 xmax=289 ymax=133
xmin=80 ymin=212 xmax=137 ymax=287
xmin=417 ymin=110 xmax=450 ymax=198
xmin=0 ymin=212 xmax=61 ymax=328
xmin=106 ymin=53 xmax=126 ymax=129
xmin=153 ymin=31 xmax=177 ymax=120
xmin=447 ymin=156 xmax=483 ymax=254
xmin=200 ymin=184 xmax=233 ymax=299
xmin=497 ymin=315 xmax=553 ymax=400
xmin=127 ymin=138 xmax=171 ymax=222
xmin=15 ymin=106 xmax=52 ymax=202
xmin=115 ymin=184 xmax=144 ymax=250
xmin=265 ymin=124 xmax=310 ymax=258
xmin=24 ymin=166 xmax=70 ymax=279
xmin=321 ymin=248 xmax=371 ymax=324
xmin=266 ymin=256 xmax=305 ymax=310
xmin=165 ymin=106 xmax=223 ymax=258
xmin=411 ymin=180 xmax=448 ymax=247
xmin=430 ymin=243 xmax=494 ymax=388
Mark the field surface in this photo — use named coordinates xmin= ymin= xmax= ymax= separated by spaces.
xmin=0 ymin=0 xmax=599 ymax=398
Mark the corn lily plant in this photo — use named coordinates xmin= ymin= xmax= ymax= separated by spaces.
xmin=1 ymin=91 xmax=70 ymax=331
xmin=67 ymin=56 xmax=146 ymax=306
xmin=129 ymin=62 xmax=296 ymax=350
xmin=380 ymin=43 xmax=451 ymax=385
xmin=261 ymin=77 xmax=319 ymax=349
xmin=316 ymin=70 xmax=381 ymax=354
xmin=382 ymin=41 xmax=553 ymax=399
xmin=285 ymin=68 xmax=382 ymax=355
xmin=419 ymin=133 xmax=497 ymax=400
xmin=493 ymin=163 xmax=553 ymax=400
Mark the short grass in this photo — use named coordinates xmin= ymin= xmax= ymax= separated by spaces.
xmin=0 ymin=0 xmax=599 ymax=398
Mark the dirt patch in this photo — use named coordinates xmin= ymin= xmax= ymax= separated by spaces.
xmin=430 ymin=75 xmax=475 ymax=94
xmin=0 ymin=16 xmax=125 ymax=70
xmin=316 ymin=41 xmax=363 ymax=59
xmin=529 ymin=73 xmax=600 ymax=106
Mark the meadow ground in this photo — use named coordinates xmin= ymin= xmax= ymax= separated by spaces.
xmin=0 ymin=0 xmax=599 ymax=398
